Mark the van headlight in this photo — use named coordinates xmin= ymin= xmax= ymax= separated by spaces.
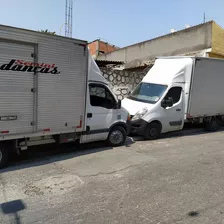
xmin=132 ymin=107 xmax=148 ymax=121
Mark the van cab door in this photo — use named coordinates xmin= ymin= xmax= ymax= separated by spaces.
xmin=81 ymin=83 xmax=120 ymax=143
xmin=160 ymin=86 xmax=185 ymax=132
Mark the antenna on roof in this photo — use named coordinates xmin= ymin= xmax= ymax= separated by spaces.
xmin=65 ymin=0 xmax=73 ymax=37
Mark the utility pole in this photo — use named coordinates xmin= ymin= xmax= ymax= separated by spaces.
xmin=203 ymin=13 xmax=206 ymax=23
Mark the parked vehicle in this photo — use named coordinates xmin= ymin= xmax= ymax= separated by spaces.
xmin=0 ymin=25 xmax=129 ymax=168
xmin=122 ymin=56 xmax=224 ymax=140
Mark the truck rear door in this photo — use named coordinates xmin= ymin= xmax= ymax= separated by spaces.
xmin=0 ymin=41 xmax=35 ymax=135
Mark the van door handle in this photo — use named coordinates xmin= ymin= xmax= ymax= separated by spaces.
xmin=87 ymin=113 xmax=92 ymax=118
xmin=176 ymin=109 xmax=181 ymax=111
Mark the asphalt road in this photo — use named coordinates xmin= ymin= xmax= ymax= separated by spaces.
xmin=1 ymin=128 xmax=224 ymax=224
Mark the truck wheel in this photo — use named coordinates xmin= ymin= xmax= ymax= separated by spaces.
xmin=107 ymin=126 xmax=127 ymax=147
xmin=0 ymin=147 xmax=9 ymax=169
xmin=144 ymin=122 xmax=161 ymax=140
xmin=220 ymin=116 xmax=224 ymax=126
xmin=204 ymin=117 xmax=219 ymax=132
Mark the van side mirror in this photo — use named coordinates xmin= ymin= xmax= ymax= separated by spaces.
xmin=115 ymin=100 xmax=121 ymax=109
xmin=161 ymin=97 xmax=173 ymax=108
xmin=117 ymin=99 xmax=121 ymax=109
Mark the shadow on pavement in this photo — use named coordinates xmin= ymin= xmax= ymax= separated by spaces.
xmin=131 ymin=124 xmax=224 ymax=141
xmin=162 ymin=124 xmax=224 ymax=140
xmin=0 ymin=137 xmax=135 ymax=173
xmin=2 ymin=123 xmax=224 ymax=173
xmin=188 ymin=211 xmax=200 ymax=217
xmin=1 ymin=199 xmax=26 ymax=224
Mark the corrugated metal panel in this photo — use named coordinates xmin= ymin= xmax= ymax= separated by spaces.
xmin=0 ymin=25 xmax=87 ymax=46
xmin=188 ymin=57 xmax=224 ymax=117
xmin=0 ymin=25 xmax=87 ymax=136
xmin=37 ymin=42 xmax=87 ymax=132
xmin=0 ymin=41 xmax=34 ymax=134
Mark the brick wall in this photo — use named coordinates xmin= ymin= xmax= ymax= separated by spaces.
xmin=98 ymin=41 xmax=118 ymax=55
xmin=88 ymin=41 xmax=97 ymax=57
xmin=88 ymin=40 xmax=118 ymax=58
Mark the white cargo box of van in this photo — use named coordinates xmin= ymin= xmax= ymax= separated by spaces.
xmin=187 ymin=57 xmax=224 ymax=118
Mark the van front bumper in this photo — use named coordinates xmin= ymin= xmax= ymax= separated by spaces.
xmin=130 ymin=119 xmax=148 ymax=136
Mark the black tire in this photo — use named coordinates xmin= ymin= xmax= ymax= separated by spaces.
xmin=219 ymin=116 xmax=224 ymax=126
xmin=107 ymin=126 xmax=127 ymax=147
xmin=0 ymin=147 xmax=9 ymax=169
xmin=204 ymin=117 xmax=219 ymax=132
xmin=144 ymin=122 xmax=161 ymax=140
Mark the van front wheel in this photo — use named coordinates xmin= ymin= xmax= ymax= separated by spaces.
xmin=107 ymin=126 xmax=127 ymax=147
xmin=144 ymin=122 xmax=161 ymax=140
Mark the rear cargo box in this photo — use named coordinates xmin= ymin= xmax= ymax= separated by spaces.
xmin=0 ymin=25 xmax=87 ymax=137
xmin=188 ymin=57 xmax=224 ymax=117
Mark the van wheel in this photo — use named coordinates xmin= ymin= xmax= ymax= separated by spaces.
xmin=107 ymin=126 xmax=127 ymax=147
xmin=204 ymin=117 xmax=219 ymax=132
xmin=144 ymin=122 xmax=161 ymax=140
xmin=0 ymin=147 xmax=9 ymax=169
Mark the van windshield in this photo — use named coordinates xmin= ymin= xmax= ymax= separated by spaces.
xmin=128 ymin=82 xmax=167 ymax=104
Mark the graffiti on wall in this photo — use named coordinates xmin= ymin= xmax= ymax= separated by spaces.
xmin=100 ymin=67 xmax=147 ymax=100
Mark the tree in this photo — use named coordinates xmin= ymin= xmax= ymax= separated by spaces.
xmin=39 ymin=29 xmax=56 ymax=35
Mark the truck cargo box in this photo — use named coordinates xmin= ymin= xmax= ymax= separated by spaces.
xmin=0 ymin=25 xmax=87 ymax=139
xmin=188 ymin=57 xmax=224 ymax=117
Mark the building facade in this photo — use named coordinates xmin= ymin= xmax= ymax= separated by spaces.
xmin=96 ymin=21 xmax=224 ymax=100
xmin=88 ymin=39 xmax=119 ymax=59
xmin=98 ymin=21 xmax=224 ymax=69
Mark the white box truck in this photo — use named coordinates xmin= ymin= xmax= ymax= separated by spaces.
xmin=0 ymin=25 xmax=129 ymax=168
xmin=122 ymin=56 xmax=224 ymax=140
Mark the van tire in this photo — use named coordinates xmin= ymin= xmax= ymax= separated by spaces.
xmin=204 ymin=117 xmax=219 ymax=132
xmin=144 ymin=122 xmax=161 ymax=140
xmin=107 ymin=126 xmax=127 ymax=147
xmin=220 ymin=116 xmax=224 ymax=126
xmin=0 ymin=147 xmax=9 ymax=169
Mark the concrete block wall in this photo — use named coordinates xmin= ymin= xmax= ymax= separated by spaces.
xmin=100 ymin=67 xmax=148 ymax=100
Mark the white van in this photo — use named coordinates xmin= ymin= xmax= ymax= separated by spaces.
xmin=122 ymin=56 xmax=224 ymax=140
xmin=0 ymin=24 xmax=129 ymax=168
